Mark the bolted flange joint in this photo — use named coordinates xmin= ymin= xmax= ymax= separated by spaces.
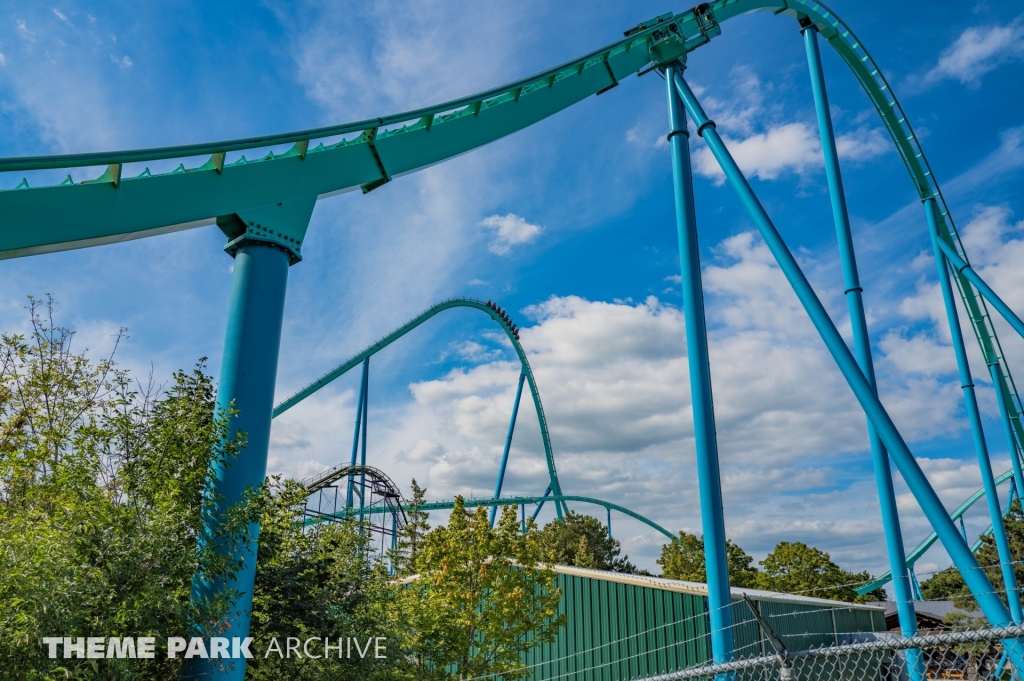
xmin=224 ymin=222 xmax=303 ymax=265
xmin=216 ymin=196 xmax=316 ymax=266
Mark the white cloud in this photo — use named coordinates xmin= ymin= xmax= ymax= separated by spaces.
xmin=111 ymin=54 xmax=133 ymax=70
xmin=51 ymin=8 xmax=69 ymax=24
xmin=919 ymin=17 xmax=1024 ymax=88
xmin=694 ymin=122 xmax=821 ymax=185
xmin=267 ymin=208 xmax=1024 ymax=573
xmin=625 ymin=121 xmax=668 ymax=150
xmin=16 ymin=20 xmax=36 ymax=41
xmin=878 ymin=330 xmax=955 ymax=377
xmin=398 ymin=439 xmax=447 ymax=463
xmin=480 ymin=213 xmax=542 ymax=255
xmin=0 ymin=52 xmax=6 ymax=67
xmin=690 ymin=68 xmax=888 ymax=185
xmin=836 ymin=127 xmax=890 ymax=161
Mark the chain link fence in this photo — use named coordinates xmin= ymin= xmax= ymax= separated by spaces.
xmin=639 ymin=625 xmax=1024 ymax=681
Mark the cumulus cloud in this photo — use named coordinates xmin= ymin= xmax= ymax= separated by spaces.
xmin=386 ymin=240 xmax=964 ymax=555
xmin=480 ymin=213 xmax=542 ymax=255
xmin=398 ymin=439 xmax=447 ymax=463
xmin=268 ymin=204 xmax=1024 ymax=573
xmin=691 ymin=68 xmax=888 ymax=184
xmin=836 ymin=127 xmax=891 ymax=161
xmin=694 ymin=123 xmax=821 ymax=184
xmin=917 ymin=17 xmax=1024 ymax=88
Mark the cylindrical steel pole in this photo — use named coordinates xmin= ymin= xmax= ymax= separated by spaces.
xmin=532 ymin=485 xmax=552 ymax=521
xmin=187 ymin=242 xmax=290 ymax=681
xmin=359 ymin=358 xmax=369 ymax=523
xmin=671 ymin=70 xmax=1018 ymax=636
xmin=665 ymin=61 xmax=734 ymax=666
xmin=934 ymin=236 xmax=1024 ymax=342
xmin=803 ymin=24 xmax=920 ymax=644
xmin=927 ymin=198 xmax=1023 ymax=623
xmin=389 ymin=515 xmax=397 ymax=575
xmin=491 ymin=373 xmax=527 ymax=527
xmin=347 ymin=359 xmax=368 ymax=509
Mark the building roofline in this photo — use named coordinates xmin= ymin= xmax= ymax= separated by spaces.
xmin=550 ymin=565 xmax=885 ymax=611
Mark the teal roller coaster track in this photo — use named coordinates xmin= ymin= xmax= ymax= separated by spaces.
xmin=6 ymin=2 xmax=1024 ymax=678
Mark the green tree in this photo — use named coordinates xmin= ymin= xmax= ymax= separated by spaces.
xmin=390 ymin=478 xmax=431 ymax=577
xmin=0 ymin=297 xmax=252 ymax=678
xmin=537 ymin=511 xmax=641 ymax=573
xmin=246 ymin=478 xmax=404 ymax=680
xmin=756 ymin=541 xmax=882 ymax=603
xmin=657 ymin=531 xmax=759 ymax=587
xmin=402 ymin=497 xmax=566 ymax=680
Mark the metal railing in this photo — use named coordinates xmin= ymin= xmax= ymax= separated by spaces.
xmin=640 ymin=625 xmax=1024 ymax=681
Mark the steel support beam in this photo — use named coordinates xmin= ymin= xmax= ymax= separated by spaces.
xmin=347 ymin=358 xmax=368 ymax=509
xmin=491 ymin=373 xmax=526 ymax=527
xmin=927 ymin=198 xmax=1023 ymax=623
xmin=665 ymin=61 xmax=734 ymax=666
xmin=186 ymin=241 xmax=291 ymax=681
xmin=935 ymin=237 xmax=1024 ymax=342
xmin=802 ymin=25 xmax=919 ymax=651
xmin=671 ymin=71 xmax=1019 ymax=638
xmin=359 ymin=359 xmax=369 ymax=523
xmin=532 ymin=486 xmax=553 ymax=521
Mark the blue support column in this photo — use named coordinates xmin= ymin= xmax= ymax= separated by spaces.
xmin=927 ymin=198 xmax=1023 ymax=623
xmin=910 ymin=568 xmax=923 ymax=601
xmin=389 ymin=515 xmax=397 ymax=575
xmin=665 ymin=61 xmax=734 ymax=666
xmin=606 ymin=507 xmax=612 ymax=539
xmin=992 ymin=362 xmax=1024 ymax=500
xmin=359 ymin=358 xmax=370 ymax=524
xmin=186 ymin=242 xmax=291 ymax=681
xmin=933 ymin=236 xmax=1024 ymax=342
xmin=671 ymin=71 xmax=1019 ymax=636
xmin=521 ymin=502 xmax=526 ymax=534
xmin=491 ymin=373 xmax=526 ymax=527
xmin=347 ymin=359 xmax=368 ymax=510
xmin=532 ymin=486 xmax=552 ymax=521
xmin=802 ymin=25 xmax=920 ymax=651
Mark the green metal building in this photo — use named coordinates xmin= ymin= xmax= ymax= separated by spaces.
xmin=522 ymin=565 xmax=886 ymax=681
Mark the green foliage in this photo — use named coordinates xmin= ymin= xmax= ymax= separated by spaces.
xmin=246 ymin=478 xmax=404 ymax=680
xmin=390 ymin=478 xmax=430 ymax=577
xmin=401 ymin=497 xmax=566 ymax=680
xmin=537 ymin=511 xmax=641 ymax=573
xmin=656 ymin=533 xmax=883 ymax=602
xmin=657 ymin=531 xmax=758 ymax=587
xmin=0 ymin=297 xmax=250 ymax=679
xmin=919 ymin=499 xmax=1024 ymax=611
xmin=0 ymin=301 xmax=565 ymax=680
xmin=756 ymin=541 xmax=880 ymax=603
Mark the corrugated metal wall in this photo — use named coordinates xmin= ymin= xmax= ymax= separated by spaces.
xmin=522 ymin=573 xmax=886 ymax=681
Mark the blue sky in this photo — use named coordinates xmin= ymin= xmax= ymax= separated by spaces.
xmin=2 ymin=1 xmax=1024 ymax=582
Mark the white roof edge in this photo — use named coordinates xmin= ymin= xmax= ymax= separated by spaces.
xmin=550 ymin=565 xmax=885 ymax=611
